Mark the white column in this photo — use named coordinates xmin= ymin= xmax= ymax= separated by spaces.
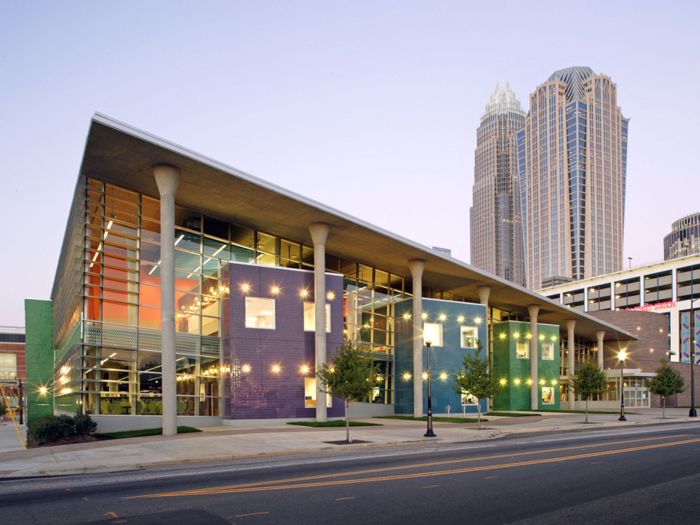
xmin=567 ymin=319 xmax=576 ymax=410
xmin=309 ymin=223 xmax=329 ymax=422
xmin=153 ymin=164 xmax=181 ymax=437
xmin=596 ymin=330 xmax=605 ymax=369
xmin=528 ymin=304 xmax=539 ymax=410
xmin=409 ymin=259 xmax=425 ymax=417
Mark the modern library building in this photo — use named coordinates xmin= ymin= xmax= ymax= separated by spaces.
xmin=25 ymin=114 xmax=637 ymax=431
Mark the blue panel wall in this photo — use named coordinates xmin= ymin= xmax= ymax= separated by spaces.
xmin=222 ymin=263 xmax=345 ymax=419
xmin=394 ymin=298 xmax=488 ymax=415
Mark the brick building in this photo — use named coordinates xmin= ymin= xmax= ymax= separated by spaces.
xmin=591 ymin=310 xmax=699 ymax=408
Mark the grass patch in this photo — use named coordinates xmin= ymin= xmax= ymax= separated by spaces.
xmin=98 ymin=426 xmax=202 ymax=439
xmin=487 ymin=412 xmax=541 ymax=417
xmin=374 ymin=416 xmax=486 ymax=423
xmin=519 ymin=409 xmax=639 ymax=415
xmin=287 ymin=420 xmax=382 ymax=427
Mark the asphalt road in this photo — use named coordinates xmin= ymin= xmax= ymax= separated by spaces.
xmin=2 ymin=424 xmax=700 ymax=525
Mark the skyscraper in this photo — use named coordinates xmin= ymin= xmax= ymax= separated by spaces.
xmin=470 ymin=82 xmax=526 ymax=286
xmin=517 ymin=67 xmax=629 ymax=290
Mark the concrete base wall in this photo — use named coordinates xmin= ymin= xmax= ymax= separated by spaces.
xmin=58 ymin=414 xmax=223 ymax=433
xmin=347 ymin=402 xmax=394 ymax=418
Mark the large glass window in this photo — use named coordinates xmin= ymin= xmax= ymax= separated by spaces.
xmin=423 ymin=323 xmax=442 ymax=347
xmin=0 ymin=353 xmax=17 ymax=380
xmin=245 ymin=298 xmax=275 ymax=329
xmin=516 ymin=341 xmax=529 ymax=359
xmin=303 ymin=303 xmax=331 ymax=332
xmin=542 ymin=387 xmax=554 ymax=404
xmin=460 ymin=326 xmax=478 ymax=348
xmin=542 ymin=342 xmax=554 ymax=360
xmin=304 ymin=378 xmax=332 ymax=408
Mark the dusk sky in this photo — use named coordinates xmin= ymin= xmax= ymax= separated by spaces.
xmin=1 ymin=1 xmax=698 ymax=327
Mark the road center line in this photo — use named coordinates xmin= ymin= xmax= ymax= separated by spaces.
xmin=129 ymin=435 xmax=698 ymax=499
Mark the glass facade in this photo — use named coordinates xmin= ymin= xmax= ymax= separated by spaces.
xmin=664 ymin=213 xmax=700 ymax=261
xmin=53 ymin=177 xmax=490 ymax=414
xmin=519 ymin=68 xmax=628 ymax=290
xmin=470 ymin=82 xmax=526 ymax=287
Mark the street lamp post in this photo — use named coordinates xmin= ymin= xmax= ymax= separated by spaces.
xmin=618 ymin=349 xmax=627 ymax=421
xmin=690 ymin=297 xmax=699 ymax=418
xmin=424 ymin=341 xmax=436 ymax=438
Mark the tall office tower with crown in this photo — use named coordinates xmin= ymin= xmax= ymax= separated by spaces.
xmin=470 ymin=82 xmax=527 ymax=286
xmin=517 ymin=67 xmax=629 ymax=290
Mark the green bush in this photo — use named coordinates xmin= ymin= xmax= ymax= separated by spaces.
xmin=73 ymin=414 xmax=98 ymax=435
xmin=28 ymin=414 xmax=64 ymax=445
xmin=55 ymin=414 xmax=75 ymax=439
xmin=28 ymin=413 xmax=98 ymax=445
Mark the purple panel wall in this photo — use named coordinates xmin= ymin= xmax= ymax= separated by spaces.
xmin=222 ymin=263 xmax=344 ymax=419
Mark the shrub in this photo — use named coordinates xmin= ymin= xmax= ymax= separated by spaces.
xmin=28 ymin=413 xmax=97 ymax=445
xmin=73 ymin=414 xmax=97 ymax=435
xmin=28 ymin=414 xmax=65 ymax=445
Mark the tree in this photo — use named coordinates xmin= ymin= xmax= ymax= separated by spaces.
xmin=570 ymin=360 xmax=608 ymax=423
xmin=648 ymin=360 xmax=686 ymax=419
xmin=0 ymin=402 xmax=7 ymax=419
xmin=450 ymin=340 xmax=500 ymax=428
xmin=316 ymin=339 xmax=380 ymax=443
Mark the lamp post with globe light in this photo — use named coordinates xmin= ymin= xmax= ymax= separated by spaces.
xmin=618 ymin=349 xmax=627 ymax=421
xmin=424 ymin=341 xmax=435 ymax=438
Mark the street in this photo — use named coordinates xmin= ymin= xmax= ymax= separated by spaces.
xmin=2 ymin=424 xmax=700 ymax=524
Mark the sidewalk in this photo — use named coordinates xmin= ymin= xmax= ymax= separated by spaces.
xmin=1 ymin=409 xmax=698 ymax=478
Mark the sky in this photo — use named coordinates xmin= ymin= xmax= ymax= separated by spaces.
xmin=1 ymin=0 xmax=698 ymax=327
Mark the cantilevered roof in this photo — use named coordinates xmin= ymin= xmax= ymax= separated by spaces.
xmin=77 ymin=113 xmax=636 ymax=342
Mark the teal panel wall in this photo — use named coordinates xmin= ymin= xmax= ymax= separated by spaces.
xmin=394 ymin=298 xmax=488 ymax=415
xmin=24 ymin=299 xmax=54 ymax=421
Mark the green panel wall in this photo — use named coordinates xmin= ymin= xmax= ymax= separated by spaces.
xmin=492 ymin=321 xmax=560 ymax=411
xmin=24 ymin=299 xmax=54 ymax=421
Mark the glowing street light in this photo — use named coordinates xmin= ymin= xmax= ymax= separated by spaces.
xmin=424 ymin=341 xmax=436 ymax=438
xmin=618 ymin=349 xmax=627 ymax=421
